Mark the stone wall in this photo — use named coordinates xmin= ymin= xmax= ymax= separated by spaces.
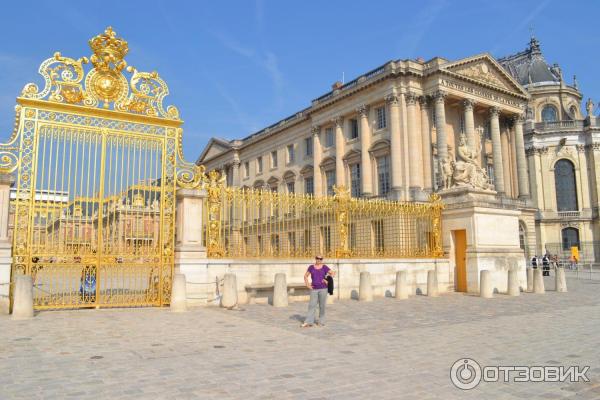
xmin=179 ymin=258 xmax=451 ymax=306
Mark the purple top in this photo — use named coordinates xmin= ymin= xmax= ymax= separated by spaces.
xmin=307 ymin=264 xmax=330 ymax=290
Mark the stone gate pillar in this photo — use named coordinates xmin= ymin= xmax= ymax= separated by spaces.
xmin=175 ymin=188 xmax=209 ymax=306
xmin=0 ymin=173 xmax=13 ymax=314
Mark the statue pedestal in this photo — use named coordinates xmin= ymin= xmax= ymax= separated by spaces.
xmin=440 ymin=187 xmax=526 ymax=294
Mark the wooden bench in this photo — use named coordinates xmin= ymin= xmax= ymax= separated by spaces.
xmin=245 ymin=283 xmax=308 ymax=303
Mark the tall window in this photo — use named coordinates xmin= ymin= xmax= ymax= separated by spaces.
xmin=349 ymin=118 xmax=359 ymax=139
xmin=542 ymin=105 xmax=558 ymax=122
xmin=305 ymin=177 xmax=314 ymax=195
xmin=257 ymin=156 xmax=263 ymax=174
xmin=325 ymin=170 xmax=336 ymax=196
xmin=286 ymin=181 xmax=295 ymax=193
xmin=271 ymin=151 xmax=278 ymax=168
xmin=519 ymin=222 xmax=527 ymax=255
xmin=325 ymin=127 xmax=334 ymax=147
xmin=486 ymin=164 xmax=495 ymax=186
xmin=484 ymin=120 xmax=491 ymax=140
xmin=554 ymin=159 xmax=578 ymax=211
xmin=305 ymin=137 xmax=313 ymax=156
xmin=376 ymin=106 xmax=387 ymax=130
xmin=561 ymin=227 xmax=580 ymax=251
xmin=244 ymin=161 xmax=250 ymax=178
xmin=459 ymin=114 xmax=465 ymax=134
xmin=377 ymin=156 xmax=390 ymax=196
xmin=287 ymin=144 xmax=294 ymax=163
xmin=350 ymin=163 xmax=361 ymax=197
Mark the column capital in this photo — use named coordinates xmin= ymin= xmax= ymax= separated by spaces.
xmin=489 ymin=106 xmax=501 ymax=117
xmin=433 ymin=90 xmax=447 ymax=103
xmin=512 ymin=113 xmax=525 ymax=123
xmin=331 ymin=116 xmax=344 ymax=127
xmin=356 ymin=104 xmax=369 ymax=117
xmin=405 ymin=92 xmax=418 ymax=105
xmin=385 ymin=94 xmax=400 ymax=106
xmin=462 ymin=98 xmax=475 ymax=110
xmin=311 ymin=125 xmax=321 ymax=136
xmin=418 ymin=95 xmax=430 ymax=108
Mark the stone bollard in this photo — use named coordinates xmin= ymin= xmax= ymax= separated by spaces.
xmin=480 ymin=270 xmax=493 ymax=298
xmin=272 ymin=273 xmax=288 ymax=307
xmin=170 ymin=273 xmax=187 ymax=312
xmin=358 ymin=271 xmax=373 ymax=302
xmin=556 ymin=267 xmax=567 ymax=293
xmin=526 ymin=267 xmax=534 ymax=292
xmin=12 ymin=274 xmax=34 ymax=320
xmin=533 ymin=268 xmax=545 ymax=294
xmin=395 ymin=270 xmax=409 ymax=300
xmin=507 ymin=269 xmax=520 ymax=297
xmin=427 ymin=270 xmax=439 ymax=297
xmin=220 ymin=273 xmax=238 ymax=308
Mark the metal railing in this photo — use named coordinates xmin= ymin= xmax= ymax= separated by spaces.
xmin=202 ymin=172 xmax=444 ymax=259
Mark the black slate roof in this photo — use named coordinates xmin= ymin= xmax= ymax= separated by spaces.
xmin=498 ymin=37 xmax=560 ymax=86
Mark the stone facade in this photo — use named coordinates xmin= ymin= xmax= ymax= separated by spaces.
xmin=198 ymin=36 xmax=600 ymax=265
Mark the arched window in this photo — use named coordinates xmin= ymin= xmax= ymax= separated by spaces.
xmin=542 ymin=105 xmax=558 ymax=122
xmin=554 ymin=159 xmax=578 ymax=211
xmin=519 ymin=222 xmax=526 ymax=251
xmin=561 ymin=227 xmax=580 ymax=251
xmin=569 ymin=105 xmax=578 ymax=120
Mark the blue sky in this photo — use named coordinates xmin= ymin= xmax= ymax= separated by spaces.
xmin=0 ymin=0 xmax=597 ymax=161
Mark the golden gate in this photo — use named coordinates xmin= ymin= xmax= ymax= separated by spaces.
xmin=1 ymin=27 xmax=201 ymax=309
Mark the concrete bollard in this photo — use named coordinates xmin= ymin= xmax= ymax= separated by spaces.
xmin=358 ymin=271 xmax=373 ymax=302
xmin=526 ymin=267 xmax=534 ymax=292
xmin=533 ymin=268 xmax=545 ymax=294
xmin=395 ymin=270 xmax=409 ymax=300
xmin=507 ymin=269 xmax=520 ymax=297
xmin=170 ymin=273 xmax=187 ymax=312
xmin=12 ymin=274 xmax=34 ymax=320
xmin=272 ymin=273 xmax=288 ymax=307
xmin=427 ymin=270 xmax=439 ymax=297
xmin=220 ymin=273 xmax=238 ymax=308
xmin=480 ymin=270 xmax=493 ymax=298
xmin=555 ymin=267 xmax=567 ymax=293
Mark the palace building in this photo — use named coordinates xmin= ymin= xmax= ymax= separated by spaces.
xmin=198 ymin=37 xmax=600 ymax=262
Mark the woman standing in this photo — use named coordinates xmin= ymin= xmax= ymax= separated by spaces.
xmin=302 ymin=255 xmax=335 ymax=327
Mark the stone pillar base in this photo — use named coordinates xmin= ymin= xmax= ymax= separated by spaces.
xmin=441 ymin=187 xmax=526 ymax=294
xmin=0 ymin=240 xmax=12 ymax=315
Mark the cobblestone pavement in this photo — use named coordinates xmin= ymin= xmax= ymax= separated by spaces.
xmin=1 ymin=276 xmax=599 ymax=400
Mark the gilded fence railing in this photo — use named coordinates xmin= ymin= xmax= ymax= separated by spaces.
xmin=202 ymin=172 xmax=444 ymax=259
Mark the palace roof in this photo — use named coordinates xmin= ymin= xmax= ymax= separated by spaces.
xmin=498 ymin=37 xmax=561 ymax=87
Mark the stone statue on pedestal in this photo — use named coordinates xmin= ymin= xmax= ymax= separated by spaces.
xmin=586 ymin=98 xmax=594 ymax=117
xmin=440 ymin=133 xmax=494 ymax=191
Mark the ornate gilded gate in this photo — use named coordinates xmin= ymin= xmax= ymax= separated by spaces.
xmin=1 ymin=27 xmax=201 ymax=309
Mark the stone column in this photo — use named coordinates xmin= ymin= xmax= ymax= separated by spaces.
xmin=312 ymin=126 xmax=323 ymax=197
xmin=501 ymin=127 xmax=512 ymax=196
xmin=434 ymin=91 xmax=448 ymax=176
xmin=0 ymin=173 xmax=13 ymax=314
xmin=463 ymin=99 xmax=476 ymax=154
xmin=419 ymin=96 xmax=433 ymax=192
xmin=406 ymin=92 xmax=423 ymax=194
xmin=231 ymin=152 xmax=241 ymax=188
xmin=175 ymin=188 xmax=208 ymax=306
xmin=357 ymin=105 xmax=372 ymax=197
xmin=333 ymin=116 xmax=345 ymax=188
xmin=489 ymin=107 xmax=505 ymax=194
xmin=387 ymin=94 xmax=403 ymax=198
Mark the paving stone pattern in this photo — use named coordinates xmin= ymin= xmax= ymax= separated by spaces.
xmin=0 ymin=276 xmax=599 ymax=399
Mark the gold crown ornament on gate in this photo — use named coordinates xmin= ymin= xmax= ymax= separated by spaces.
xmin=19 ymin=26 xmax=180 ymax=119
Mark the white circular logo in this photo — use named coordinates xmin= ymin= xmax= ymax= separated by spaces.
xmin=450 ymin=358 xmax=482 ymax=390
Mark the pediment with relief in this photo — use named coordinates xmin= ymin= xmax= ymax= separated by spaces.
xmin=442 ymin=55 xmax=528 ymax=97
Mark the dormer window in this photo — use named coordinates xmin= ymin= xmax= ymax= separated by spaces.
xmin=541 ymin=105 xmax=558 ymax=122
